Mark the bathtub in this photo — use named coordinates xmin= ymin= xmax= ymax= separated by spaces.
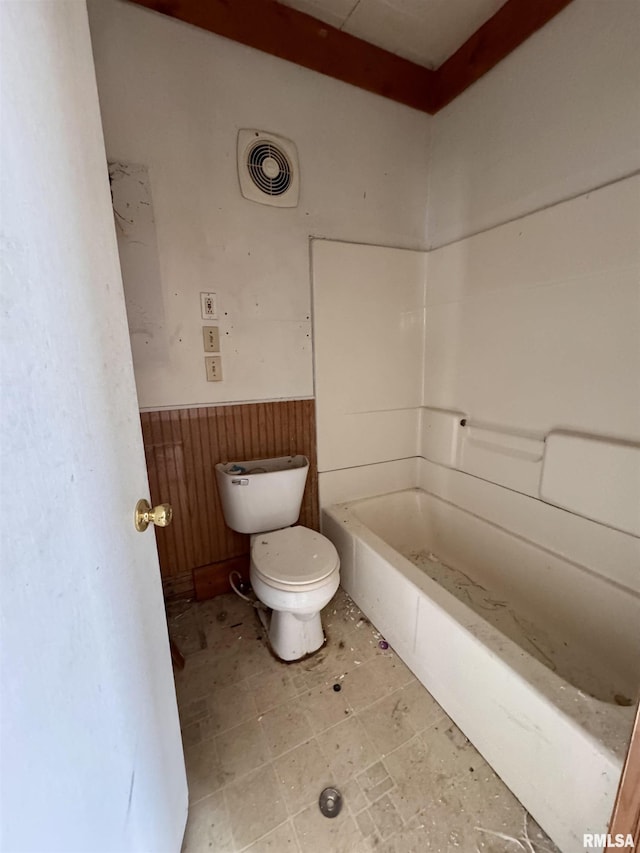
xmin=322 ymin=487 xmax=640 ymax=853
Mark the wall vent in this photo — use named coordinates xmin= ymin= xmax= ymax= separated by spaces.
xmin=237 ymin=129 xmax=299 ymax=207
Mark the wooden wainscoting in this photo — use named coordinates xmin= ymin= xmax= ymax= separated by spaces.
xmin=608 ymin=701 xmax=640 ymax=850
xmin=140 ymin=399 xmax=319 ymax=600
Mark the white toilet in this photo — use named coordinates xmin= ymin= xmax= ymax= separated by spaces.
xmin=215 ymin=455 xmax=340 ymax=661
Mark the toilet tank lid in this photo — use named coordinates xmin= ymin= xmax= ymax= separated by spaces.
xmin=216 ymin=455 xmax=308 ymax=477
xmin=252 ymin=526 xmax=339 ymax=585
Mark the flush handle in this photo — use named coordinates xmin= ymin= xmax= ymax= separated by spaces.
xmin=231 ymin=478 xmax=249 ymax=486
xmin=135 ymin=499 xmax=173 ymax=532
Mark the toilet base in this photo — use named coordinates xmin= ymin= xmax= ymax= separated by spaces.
xmin=269 ymin=610 xmax=325 ymax=662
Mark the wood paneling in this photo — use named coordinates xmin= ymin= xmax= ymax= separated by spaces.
xmin=608 ymin=702 xmax=640 ymax=850
xmin=193 ymin=555 xmax=250 ymax=602
xmin=141 ymin=399 xmax=318 ymax=600
xmin=127 ymin=0 xmax=574 ymax=115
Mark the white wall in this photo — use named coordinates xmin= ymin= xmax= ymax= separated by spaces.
xmin=0 ymin=2 xmax=187 ymax=851
xmin=427 ymin=0 xmax=640 ymax=249
xmin=313 ymin=240 xmax=425 ymax=473
xmin=87 ymin=0 xmax=431 ymax=410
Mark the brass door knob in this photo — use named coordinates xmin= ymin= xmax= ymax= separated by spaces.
xmin=135 ymin=499 xmax=173 ymax=532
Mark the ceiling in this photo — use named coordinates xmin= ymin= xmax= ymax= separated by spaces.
xmin=128 ymin=0 xmax=574 ymax=114
xmin=278 ymin=0 xmax=508 ymax=69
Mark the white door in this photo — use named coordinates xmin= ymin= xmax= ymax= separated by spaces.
xmin=0 ymin=3 xmax=187 ymax=852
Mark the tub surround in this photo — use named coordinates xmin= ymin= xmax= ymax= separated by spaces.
xmin=417 ymin=409 xmax=640 ymax=538
xmin=420 ymin=175 xmax=640 ymax=537
xmin=311 ymin=240 xmax=425 ymax=474
xmin=314 ymin=177 xmax=640 ymax=539
xmin=314 ymin=176 xmax=640 ymax=853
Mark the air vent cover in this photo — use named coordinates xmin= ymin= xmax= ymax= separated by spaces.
xmin=237 ymin=129 xmax=299 ymax=208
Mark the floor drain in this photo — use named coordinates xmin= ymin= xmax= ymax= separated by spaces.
xmin=319 ymin=787 xmax=342 ymax=819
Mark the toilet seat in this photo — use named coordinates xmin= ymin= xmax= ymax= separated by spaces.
xmin=251 ymin=525 xmax=339 ymax=589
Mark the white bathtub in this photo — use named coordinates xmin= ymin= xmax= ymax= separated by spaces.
xmin=322 ymin=487 xmax=640 ymax=853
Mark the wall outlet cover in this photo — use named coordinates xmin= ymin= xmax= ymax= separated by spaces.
xmin=200 ymin=292 xmax=218 ymax=320
xmin=205 ymin=356 xmax=223 ymax=381
xmin=203 ymin=326 xmax=220 ymax=352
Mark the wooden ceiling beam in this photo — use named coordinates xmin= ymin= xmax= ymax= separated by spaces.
xmin=126 ymin=0 xmax=436 ymax=114
xmin=430 ymin=0 xmax=575 ymax=111
xmin=126 ymin=0 xmax=575 ymax=114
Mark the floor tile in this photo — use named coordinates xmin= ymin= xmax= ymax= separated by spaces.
xmin=167 ymin=601 xmax=207 ymax=658
xmin=208 ymin=679 xmax=257 ymax=735
xmin=260 ymin=697 xmax=314 ymax=759
xmin=394 ymin=789 xmax=522 ymax=852
xmin=200 ymin=595 xmax=254 ymax=651
xmin=224 ymin=764 xmax=287 ymax=850
xmin=357 ymin=760 xmax=394 ymax=803
xmin=372 ymin=651 xmax=415 ymax=691
xmin=368 ymin=793 xmax=403 ymax=840
xmin=298 ymin=681 xmax=352 ymax=734
xmin=287 ymin=646 xmax=344 ymax=692
xmin=354 ymin=807 xmax=376 ymax=839
xmin=419 ymin=718 xmax=479 ymax=783
xmin=184 ymin=736 xmax=229 ymax=804
xmin=449 ymin=756 xmax=552 ymax=852
xmin=242 ymin=819 xmax=301 ymax=852
xmin=181 ymin=789 xmax=234 ymax=853
xmin=180 ymin=722 xmax=202 ymax=750
xmin=341 ymin=653 xmax=414 ymax=712
xmin=232 ymin=635 xmax=280 ymax=682
xmin=358 ymin=689 xmax=417 ymax=756
xmin=340 ymin=658 xmax=392 ymax=711
xmin=248 ymin=667 xmax=301 ymax=714
xmin=293 ymin=801 xmax=368 ymax=853
xmin=321 ymin=604 xmax=382 ymax=669
xmin=394 ymin=679 xmax=448 ymax=733
xmin=273 ymin=737 xmax=334 ymax=815
xmin=383 ymin=734 xmax=440 ymax=823
xmin=174 ymin=647 xmax=239 ymax=706
xmin=173 ymin=654 xmax=219 ymax=706
xmin=170 ymin=589 xmax=559 ymax=853
xmin=215 ymin=717 xmax=270 ymax=782
xmin=316 ymin=715 xmax=379 ymax=784
xmin=181 ymin=715 xmax=218 ymax=750
xmin=342 ymin=776 xmax=368 ymax=815
xmin=180 ymin=697 xmax=209 ymax=729
xmin=386 ymin=812 xmax=435 ymax=853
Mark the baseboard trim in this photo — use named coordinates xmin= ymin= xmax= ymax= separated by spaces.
xmin=193 ymin=555 xmax=251 ymax=600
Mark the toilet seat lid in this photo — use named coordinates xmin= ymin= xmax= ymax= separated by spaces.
xmin=252 ymin=526 xmax=339 ymax=586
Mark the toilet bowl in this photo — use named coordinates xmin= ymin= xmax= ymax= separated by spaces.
xmin=250 ymin=525 xmax=340 ymax=661
xmin=215 ymin=455 xmax=340 ymax=661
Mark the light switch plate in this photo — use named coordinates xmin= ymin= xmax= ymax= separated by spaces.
xmin=203 ymin=326 xmax=220 ymax=352
xmin=200 ymin=292 xmax=218 ymax=320
xmin=205 ymin=356 xmax=223 ymax=381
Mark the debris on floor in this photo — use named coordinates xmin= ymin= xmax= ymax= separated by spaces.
xmin=170 ymin=587 xmax=559 ymax=853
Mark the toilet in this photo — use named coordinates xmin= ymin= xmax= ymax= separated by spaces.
xmin=215 ymin=454 xmax=340 ymax=661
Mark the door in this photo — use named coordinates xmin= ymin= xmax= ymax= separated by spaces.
xmin=0 ymin=3 xmax=187 ymax=851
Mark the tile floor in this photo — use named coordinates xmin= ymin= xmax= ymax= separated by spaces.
xmin=168 ymin=588 xmax=558 ymax=853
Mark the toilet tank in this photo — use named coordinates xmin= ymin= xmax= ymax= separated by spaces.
xmin=215 ymin=455 xmax=309 ymax=534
